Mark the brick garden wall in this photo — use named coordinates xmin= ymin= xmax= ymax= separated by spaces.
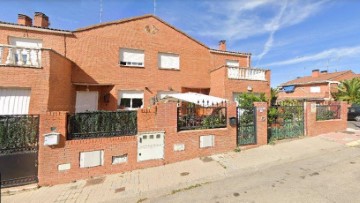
xmin=304 ymin=101 xmax=348 ymax=136
xmin=38 ymin=102 xmax=240 ymax=186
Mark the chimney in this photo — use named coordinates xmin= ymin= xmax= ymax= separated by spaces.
xmin=219 ymin=40 xmax=226 ymax=51
xmin=312 ymin=69 xmax=320 ymax=78
xmin=17 ymin=14 xmax=32 ymax=26
xmin=320 ymin=70 xmax=328 ymax=74
xmin=34 ymin=12 xmax=49 ymax=28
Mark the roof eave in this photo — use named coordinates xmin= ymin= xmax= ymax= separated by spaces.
xmin=0 ymin=23 xmax=72 ymax=35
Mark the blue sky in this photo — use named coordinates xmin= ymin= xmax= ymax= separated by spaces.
xmin=1 ymin=0 xmax=360 ymax=87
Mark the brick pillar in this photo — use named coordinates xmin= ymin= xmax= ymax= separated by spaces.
xmin=253 ymin=102 xmax=268 ymax=146
xmin=156 ymin=102 xmax=177 ymax=129
xmin=38 ymin=111 xmax=68 ymax=186
xmin=227 ymin=101 xmax=238 ymax=148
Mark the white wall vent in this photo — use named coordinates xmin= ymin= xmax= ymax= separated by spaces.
xmin=200 ymin=135 xmax=215 ymax=148
xmin=80 ymin=150 xmax=104 ymax=168
xmin=112 ymin=154 xmax=128 ymax=165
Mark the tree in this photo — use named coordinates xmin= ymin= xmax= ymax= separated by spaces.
xmin=334 ymin=78 xmax=360 ymax=104
xmin=236 ymin=93 xmax=266 ymax=108
xmin=270 ymin=88 xmax=279 ymax=105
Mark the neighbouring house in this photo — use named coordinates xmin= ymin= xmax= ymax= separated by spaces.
xmin=277 ymin=69 xmax=358 ymax=103
xmin=0 ymin=13 xmax=271 ymax=187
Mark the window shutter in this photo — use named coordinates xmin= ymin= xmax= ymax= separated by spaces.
xmin=120 ymin=49 xmax=144 ymax=66
xmin=0 ymin=88 xmax=31 ymax=115
xmin=159 ymin=53 xmax=179 ymax=69
xmin=226 ymin=60 xmax=239 ymax=67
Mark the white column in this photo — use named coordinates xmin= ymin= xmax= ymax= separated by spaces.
xmin=16 ymin=48 xmax=24 ymax=66
xmin=33 ymin=49 xmax=39 ymax=67
xmin=25 ymin=49 xmax=31 ymax=66
xmin=5 ymin=47 xmax=14 ymax=65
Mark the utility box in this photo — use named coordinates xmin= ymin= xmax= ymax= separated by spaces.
xmin=43 ymin=132 xmax=60 ymax=146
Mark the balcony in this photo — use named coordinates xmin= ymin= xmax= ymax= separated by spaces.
xmin=227 ymin=66 xmax=267 ymax=81
xmin=0 ymin=44 xmax=41 ymax=68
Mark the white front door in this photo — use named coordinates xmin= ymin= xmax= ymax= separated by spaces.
xmin=75 ymin=91 xmax=98 ymax=113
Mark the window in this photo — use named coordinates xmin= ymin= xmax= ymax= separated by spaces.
xmin=118 ymin=91 xmax=144 ymax=110
xmin=9 ymin=37 xmax=43 ymax=66
xmin=226 ymin=60 xmax=239 ymax=67
xmin=119 ymin=48 xmax=144 ymax=67
xmin=310 ymin=86 xmax=321 ymax=93
xmin=158 ymin=53 xmax=180 ymax=69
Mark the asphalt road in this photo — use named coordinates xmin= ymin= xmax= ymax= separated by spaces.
xmin=151 ymin=145 xmax=360 ymax=203
xmin=348 ymin=121 xmax=360 ymax=130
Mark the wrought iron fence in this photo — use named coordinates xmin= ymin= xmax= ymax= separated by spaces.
xmin=316 ymin=105 xmax=341 ymax=121
xmin=0 ymin=115 xmax=39 ymax=154
xmin=268 ymin=105 xmax=304 ymax=141
xmin=237 ymin=107 xmax=257 ymax=145
xmin=67 ymin=111 xmax=137 ymax=140
xmin=177 ymin=103 xmax=227 ymax=131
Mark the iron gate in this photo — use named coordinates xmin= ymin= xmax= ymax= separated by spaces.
xmin=237 ymin=107 xmax=257 ymax=145
xmin=268 ymin=105 xmax=304 ymax=142
xmin=0 ymin=115 xmax=39 ymax=188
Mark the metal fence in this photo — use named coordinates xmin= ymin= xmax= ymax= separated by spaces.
xmin=316 ymin=105 xmax=341 ymax=121
xmin=237 ymin=107 xmax=257 ymax=145
xmin=268 ymin=105 xmax=304 ymax=141
xmin=67 ymin=111 xmax=137 ymax=140
xmin=0 ymin=114 xmax=39 ymax=154
xmin=177 ymin=103 xmax=227 ymax=131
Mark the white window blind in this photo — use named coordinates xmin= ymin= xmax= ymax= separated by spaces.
xmin=120 ymin=48 xmax=144 ymax=67
xmin=310 ymin=86 xmax=321 ymax=93
xmin=159 ymin=53 xmax=179 ymax=69
xmin=9 ymin=37 xmax=43 ymax=66
xmin=0 ymin=88 xmax=31 ymax=115
xmin=226 ymin=60 xmax=239 ymax=67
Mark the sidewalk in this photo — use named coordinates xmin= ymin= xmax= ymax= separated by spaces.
xmin=2 ymin=130 xmax=360 ymax=203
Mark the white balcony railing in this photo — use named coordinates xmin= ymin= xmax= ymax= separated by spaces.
xmin=227 ymin=66 xmax=267 ymax=81
xmin=0 ymin=44 xmax=41 ymax=68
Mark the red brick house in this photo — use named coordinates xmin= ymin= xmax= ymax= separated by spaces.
xmin=0 ymin=13 xmax=272 ymax=187
xmin=277 ymin=69 xmax=357 ymax=103
xmin=0 ymin=13 xmax=270 ymax=115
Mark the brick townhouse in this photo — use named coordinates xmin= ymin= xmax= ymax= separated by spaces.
xmin=0 ymin=12 xmax=270 ymax=115
xmin=277 ymin=69 xmax=357 ymax=103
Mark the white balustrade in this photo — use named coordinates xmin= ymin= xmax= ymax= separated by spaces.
xmin=227 ymin=66 xmax=267 ymax=81
xmin=0 ymin=44 xmax=41 ymax=68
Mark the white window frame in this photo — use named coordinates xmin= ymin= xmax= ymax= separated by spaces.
xmin=158 ymin=52 xmax=180 ymax=70
xmin=310 ymin=86 xmax=321 ymax=93
xmin=119 ymin=48 xmax=145 ymax=67
xmin=118 ymin=90 xmax=144 ymax=110
xmin=226 ymin=59 xmax=239 ymax=67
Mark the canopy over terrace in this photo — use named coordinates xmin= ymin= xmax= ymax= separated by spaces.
xmin=162 ymin=92 xmax=227 ymax=107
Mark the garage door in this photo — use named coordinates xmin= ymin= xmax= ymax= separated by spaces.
xmin=0 ymin=88 xmax=31 ymax=115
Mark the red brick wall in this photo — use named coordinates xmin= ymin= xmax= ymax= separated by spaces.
xmin=0 ymin=50 xmax=52 ymax=114
xmin=48 ymin=51 xmax=75 ymax=112
xmin=38 ymin=102 xmax=238 ymax=186
xmin=304 ymin=101 xmax=348 ymax=136
xmin=67 ymin=17 xmax=212 ymax=109
xmin=278 ymin=83 xmax=330 ymax=101
xmin=210 ymin=52 xmax=249 ymax=70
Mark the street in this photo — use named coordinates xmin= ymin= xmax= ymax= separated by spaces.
xmin=151 ymin=142 xmax=360 ymax=203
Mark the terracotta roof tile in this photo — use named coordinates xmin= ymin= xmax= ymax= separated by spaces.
xmin=280 ymin=70 xmax=354 ymax=86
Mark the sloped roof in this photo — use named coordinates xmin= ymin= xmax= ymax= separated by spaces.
xmin=0 ymin=20 xmax=72 ymax=34
xmin=280 ymin=70 xmax=354 ymax=86
xmin=75 ymin=14 xmax=209 ymax=49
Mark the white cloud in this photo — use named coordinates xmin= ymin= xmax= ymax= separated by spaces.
xmin=264 ymin=45 xmax=360 ymax=67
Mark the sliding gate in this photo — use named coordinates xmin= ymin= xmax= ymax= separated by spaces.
xmin=0 ymin=115 xmax=39 ymax=188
